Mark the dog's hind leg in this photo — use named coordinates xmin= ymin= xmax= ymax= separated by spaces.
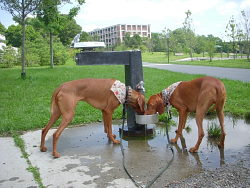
xmin=190 ymin=98 xmax=213 ymax=153
xmin=40 ymin=105 xmax=61 ymax=152
xmin=52 ymin=112 xmax=74 ymax=158
xmin=52 ymin=97 xmax=76 ymax=158
xmin=189 ymin=109 xmax=205 ymax=153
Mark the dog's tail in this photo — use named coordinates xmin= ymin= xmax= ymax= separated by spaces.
xmin=50 ymin=86 xmax=62 ymax=115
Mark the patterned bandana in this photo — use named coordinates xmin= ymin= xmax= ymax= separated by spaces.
xmin=162 ymin=81 xmax=182 ymax=107
xmin=110 ymin=80 xmax=126 ymax=104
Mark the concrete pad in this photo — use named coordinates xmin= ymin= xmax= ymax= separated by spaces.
xmin=22 ymin=125 xmax=137 ymax=188
xmin=0 ymin=137 xmax=37 ymax=188
xmin=21 ymin=117 xmax=250 ymax=188
xmin=21 ymin=123 xmax=201 ymax=188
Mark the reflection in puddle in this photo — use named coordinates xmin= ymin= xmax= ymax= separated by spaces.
xmin=152 ymin=115 xmax=250 ymax=169
xmin=52 ymin=115 xmax=250 ymax=186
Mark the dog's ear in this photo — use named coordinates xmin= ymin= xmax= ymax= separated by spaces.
xmin=156 ymin=98 xmax=165 ymax=114
xmin=137 ymin=95 xmax=145 ymax=114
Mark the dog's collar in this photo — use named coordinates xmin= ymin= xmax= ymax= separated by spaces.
xmin=161 ymin=81 xmax=182 ymax=105
xmin=125 ymin=86 xmax=132 ymax=104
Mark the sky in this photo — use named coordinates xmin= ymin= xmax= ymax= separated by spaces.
xmin=0 ymin=0 xmax=250 ymax=40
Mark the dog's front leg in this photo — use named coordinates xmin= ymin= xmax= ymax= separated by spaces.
xmin=170 ymin=109 xmax=188 ymax=144
xmin=102 ymin=110 xmax=120 ymax=144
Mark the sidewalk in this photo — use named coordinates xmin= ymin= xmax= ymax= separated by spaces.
xmin=0 ymin=137 xmax=37 ymax=188
xmin=0 ymin=123 xmax=200 ymax=188
xmin=1 ymin=120 xmax=249 ymax=188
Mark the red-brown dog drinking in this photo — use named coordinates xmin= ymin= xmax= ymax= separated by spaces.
xmin=145 ymin=76 xmax=226 ymax=152
xmin=40 ymin=78 xmax=145 ymax=158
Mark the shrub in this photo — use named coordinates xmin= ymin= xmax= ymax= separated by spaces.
xmin=0 ymin=46 xmax=19 ymax=68
xmin=26 ymin=36 xmax=49 ymax=66
xmin=207 ymin=122 xmax=221 ymax=138
xmin=53 ymin=41 xmax=70 ymax=65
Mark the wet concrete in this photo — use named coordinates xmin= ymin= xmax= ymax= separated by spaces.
xmin=21 ymin=115 xmax=250 ymax=188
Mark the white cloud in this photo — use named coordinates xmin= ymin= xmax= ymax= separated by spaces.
xmin=72 ymin=0 xmax=246 ymax=37
xmin=240 ymin=0 xmax=250 ymax=10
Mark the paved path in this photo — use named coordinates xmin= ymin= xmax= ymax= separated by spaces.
xmin=143 ymin=62 xmax=250 ymax=82
xmin=0 ymin=137 xmax=37 ymax=188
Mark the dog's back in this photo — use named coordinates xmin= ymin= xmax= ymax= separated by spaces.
xmin=171 ymin=76 xmax=226 ymax=113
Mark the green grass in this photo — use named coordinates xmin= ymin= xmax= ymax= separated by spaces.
xmin=12 ymin=132 xmax=44 ymax=188
xmin=207 ymin=122 xmax=221 ymax=138
xmin=0 ymin=65 xmax=249 ymax=135
xmin=142 ymin=52 xmax=250 ymax=69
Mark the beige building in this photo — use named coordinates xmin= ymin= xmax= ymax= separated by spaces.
xmin=88 ymin=24 xmax=151 ymax=47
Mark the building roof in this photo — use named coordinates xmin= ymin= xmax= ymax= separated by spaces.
xmin=72 ymin=42 xmax=106 ymax=49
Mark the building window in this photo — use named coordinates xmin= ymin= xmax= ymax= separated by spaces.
xmin=142 ymin=25 xmax=147 ymax=30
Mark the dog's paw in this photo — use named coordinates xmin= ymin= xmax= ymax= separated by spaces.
xmin=113 ymin=139 xmax=120 ymax=144
xmin=40 ymin=146 xmax=47 ymax=152
xmin=113 ymin=140 xmax=120 ymax=144
xmin=170 ymin=138 xmax=177 ymax=144
xmin=53 ymin=151 xmax=61 ymax=158
xmin=218 ymin=143 xmax=224 ymax=149
xmin=189 ymin=147 xmax=198 ymax=153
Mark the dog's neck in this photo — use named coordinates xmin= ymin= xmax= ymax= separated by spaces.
xmin=161 ymin=81 xmax=182 ymax=105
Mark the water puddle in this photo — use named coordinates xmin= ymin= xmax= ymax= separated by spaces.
xmin=48 ymin=115 xmax=250 ymax=186
xmin=156 ymin=115 xmax=250 ymax=169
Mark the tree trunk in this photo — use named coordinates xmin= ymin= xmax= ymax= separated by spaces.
xmin=190 ymin=49 xmax=193 ymax=61
xmin=49 ymin=31 xmax=54 ymax=68
xmin=21 ymin=17 xmax=26 ymax=79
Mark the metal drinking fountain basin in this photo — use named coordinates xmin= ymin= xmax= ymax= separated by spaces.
xmin=135 ymin=113 xmax=159 ymax=124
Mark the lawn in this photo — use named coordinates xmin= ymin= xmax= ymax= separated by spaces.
xmin=142 ymin=52 xmax=250 ymax=69
xmin=0 ymin=65 xmax=249 ymax=135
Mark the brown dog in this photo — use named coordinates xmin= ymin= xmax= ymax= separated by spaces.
xmin=40 ymin=78 xmax=145 ymax=158
xmin=145 ymin=76 xmax=226 ymax=152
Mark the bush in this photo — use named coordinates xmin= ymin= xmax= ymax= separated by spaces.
xmin=0 ymin=46 xmax=19 ymax=68
xmin=53 ymin=41 xmax=70 ymax=65
xmin=114 ymin=44 xmax=131 ymax=51
xmin=26 ymin=36 xmax=49 ymax=66
xmin=26 ymin=36 xmax=70 ymax=66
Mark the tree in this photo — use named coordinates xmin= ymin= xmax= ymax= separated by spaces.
xmin=206 ymin=35 xmax=216 ymax=62
xmin=0 ymin=22 xmax=6 ymax=35
xmin=130 ymin=34 xmax=142 ymax=48
xmin=195 ymin=35 xmax=207 ymax=56
xmin=0 ymin=0 xmax=42 ymax=79
xmin=58 ymin=14 xmax=82 ymax=46
xmin=225 ymin=15 xmax=238 ymax=59
xmin=124 ymin=32 xmax=132 ymax=47
xmin=5 ymin=24 xmax=41 ymax=47
xmin=37 ymin=0 xmax=84 ymax=68
xmin=80 ymin=31 xmax=99 ymax=42
xmin=37 ymin=0 xmax=60 ymax=68
xmin=5 ymin=25 xmax=22 ymax=47
xmin=183 ymin=10 xmax=196 ymax=60
xmin=169 ymin=28 xmax=186 ymax=53
xmin=240 ymin=10 xmax=250 ymax=60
